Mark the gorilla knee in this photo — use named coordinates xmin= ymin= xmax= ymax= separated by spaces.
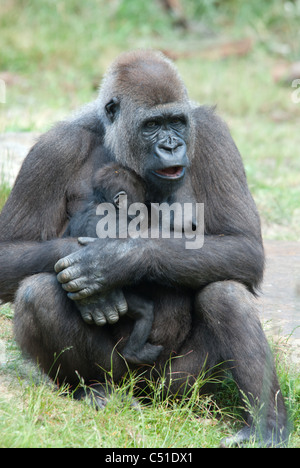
xmin=14 ymin=273 xmax=61 ymax=361
xmin=14 ymin=273 xmax=59 ymax=339
xmin=196 ymin=280 xmax=259 ymax=326
xmin=15 ymin=277 xmax=39 ymax=310
xmin=14 ymin=278 xmax=39 ymax=353
xmin=202 ymin=280 xmax=248 ymax=301
xmin=15 ymin=273 xmax=54 ymax=308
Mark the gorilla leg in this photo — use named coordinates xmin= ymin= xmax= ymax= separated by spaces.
xmin=122 ymin=293 xmax=163 ymax=365
xmin=14 ymin=273 xmax=127 ymax=391
xmin=167 ymin=281 xmax=288 ymax=447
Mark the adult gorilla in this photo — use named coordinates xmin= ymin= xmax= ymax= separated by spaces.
xmin=0 ymin=50 xmax=288 ymax=446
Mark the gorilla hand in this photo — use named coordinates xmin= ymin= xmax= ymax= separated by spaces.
xmin=75 ymin=289 xmax=128 ymax=326
xmin=54 ymin=237 xmax=143 ymax=300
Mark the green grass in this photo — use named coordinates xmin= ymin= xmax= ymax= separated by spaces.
xmin=0 ymin=180 xmax=11 ymax=211
xmin=0 ymin=0 xmax=300 ymax=448
xmin=0 ymin=305 xmax=230 ymax=448
xmin=0 ymin=304 xmax=299 ymax=448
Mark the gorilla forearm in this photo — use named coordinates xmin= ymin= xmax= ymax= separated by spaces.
xmin=55 ymin=233 xmax=264 ymax=300
xmin=0 ymin=238 xmax=80 ymax=303
xmin=120 ymin=234 xmax=264 ymax=292
xmin=149 ymin=234 xmax=264 ymax=293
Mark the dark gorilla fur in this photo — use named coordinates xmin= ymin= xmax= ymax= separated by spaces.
xmin=0 ymin=50 xmax=289 ymax=446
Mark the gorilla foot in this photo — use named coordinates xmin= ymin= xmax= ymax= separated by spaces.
xmin=220 ymin=425 xmax=289 ymax=448
xmin=73 ymin=383 xmax=140 ymax=410
xmin=123 ymin=343 xmax=164 ymax=366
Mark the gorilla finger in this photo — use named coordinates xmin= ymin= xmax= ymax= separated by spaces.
xmin=117 ymin=301 xmax=128 ymax=316
xmin=61 ymin=278 xmax=87 ymax=293
xmin=54 ymin=252 xmax=81 ymax=273
xmin=56 ymin=266 xmax=83 ymax=284
xmin=102 ymin=306 xmax=119 ymax=324
xmin=115 ymin=296 xmax=128 ymax=316
xmin=67 ymin=287 xmax=97 ymax=301
xmin=80 ymin=311 xmax=94 ymax=324
xmin=54 ymin=257 xmax=74 ymax=273
xmin=93 ymin=311 xmax=108 ymax=326
xmin=106 ymin=314 xmax=119 ymax=325
xmin=75 ymin=301 xmax=101 ymax=324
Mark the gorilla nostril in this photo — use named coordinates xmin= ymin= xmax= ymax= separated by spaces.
xmin=159 ymin=138 xmax=181 ymax=152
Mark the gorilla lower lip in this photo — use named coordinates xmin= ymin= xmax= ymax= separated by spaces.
xmin=154 ymin=166 xmax=185 ymax=179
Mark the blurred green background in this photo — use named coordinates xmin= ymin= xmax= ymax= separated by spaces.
xmin=1 ymin=0 xmax=300 ymax=239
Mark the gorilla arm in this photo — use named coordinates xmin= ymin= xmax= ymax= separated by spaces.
xmin=55 ymin=227 xmax=264 ymax=301
xmin=0 ymin=238 xmax=80 ymax=303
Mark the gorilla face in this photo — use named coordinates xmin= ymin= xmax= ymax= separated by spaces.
xmin=140 ymin=111 xmax=189 ymax=191
xmin=104 ymin=97 xmax=191 ymax=200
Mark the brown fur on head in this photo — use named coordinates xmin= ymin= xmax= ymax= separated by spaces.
xmin=99 ymin=50 xmax=188 ymax=109
xmin=92 ymin=163 xmax=146 ymax=206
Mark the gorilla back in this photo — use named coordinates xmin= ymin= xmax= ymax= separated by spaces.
xmin=0 ymin=49 xmax=289 ymax=447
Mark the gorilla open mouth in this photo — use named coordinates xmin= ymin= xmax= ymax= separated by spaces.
xmin=154 ymin=166 xmax=185 ymax=180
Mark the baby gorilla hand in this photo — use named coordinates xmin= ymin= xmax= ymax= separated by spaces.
xmin=75 ymin=289 xmax=128 ymax=326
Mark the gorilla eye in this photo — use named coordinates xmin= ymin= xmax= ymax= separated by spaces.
xmin=145 ymin=120 xmax=159 ymax=129
xmin=171 ymin=117 xmax=185 ymax=126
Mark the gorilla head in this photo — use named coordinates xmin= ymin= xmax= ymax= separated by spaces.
xmin=97 ymin=50 xmax=195 ymax=200
xmin=92 ymin=163 xmax=146 ymax=209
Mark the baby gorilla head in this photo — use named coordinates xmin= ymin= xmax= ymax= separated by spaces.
xmin=64 ymin=163 xmax=147 ymax=239
xmin=92 ymin=163 xmax=146 ymax=208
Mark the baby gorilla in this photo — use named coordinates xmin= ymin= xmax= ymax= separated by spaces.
xmin=64 ymin=163 xmax=163 ymax=365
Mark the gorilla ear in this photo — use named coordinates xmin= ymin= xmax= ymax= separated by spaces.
xmin=105 ymin=97 xmax=120 ymax=122
xmin=113 ymin=190 xmax=127 ymax=209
